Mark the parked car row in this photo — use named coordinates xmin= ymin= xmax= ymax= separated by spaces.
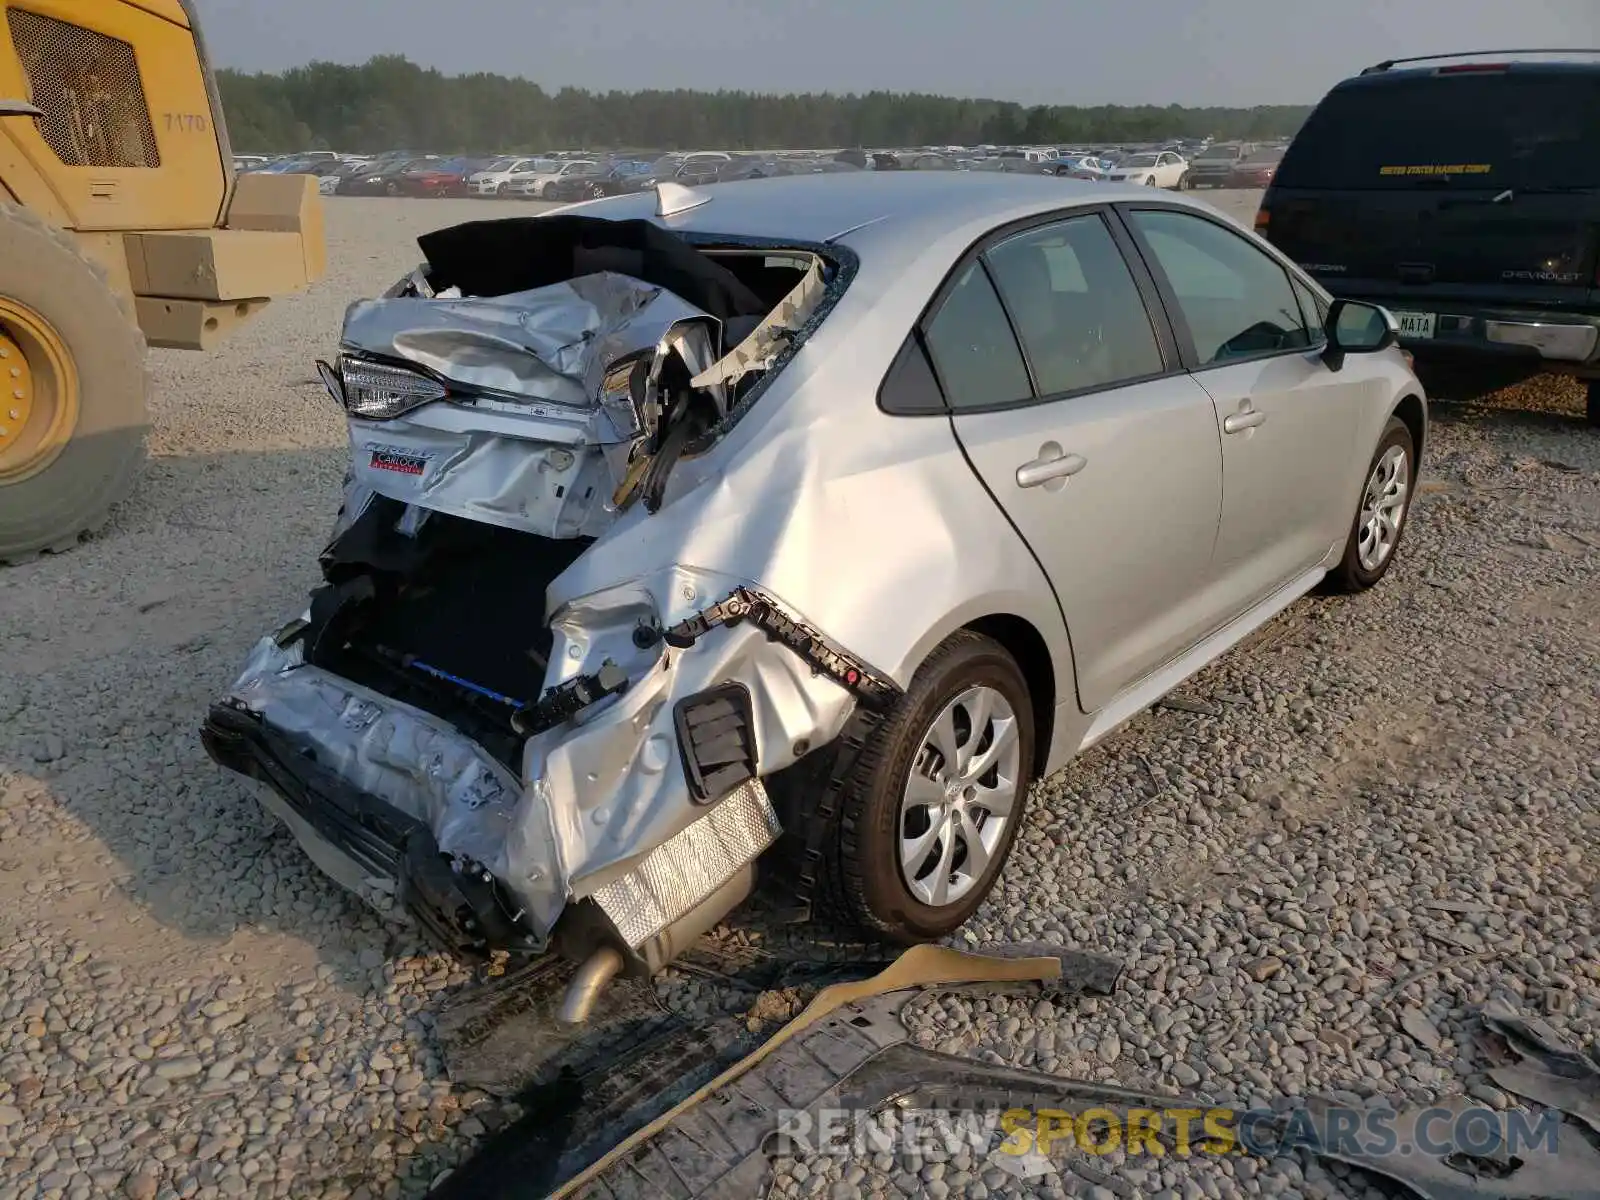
xmin=233 ymin=139 xmax=1292 ymax=200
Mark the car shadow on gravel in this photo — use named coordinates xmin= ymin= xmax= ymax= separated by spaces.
xmin=0 ymin=443 xmax=438 ymax=989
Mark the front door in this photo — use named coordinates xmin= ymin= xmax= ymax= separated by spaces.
xmin=1120 ymin=206 xmax=1367 ymax=614
xmin=926 ymin=212 xmax=1226 ymax=712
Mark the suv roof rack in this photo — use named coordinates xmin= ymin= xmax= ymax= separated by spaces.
xmin=1361 ymin=48 xmax=1600 ymax=74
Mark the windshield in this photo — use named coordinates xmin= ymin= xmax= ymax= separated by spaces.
xmin=1241 ymin=148 xmax=1284 ymax=165
xmin=1123 ymin=154 xmax=1160 ymax=167
xmin=1198 ymin=146 xmax=1239 ymax=161
xmin=647 ymin=155 xmax=685 ymax=175
xmin=1277 ymin=72 xmax=1600 ymax=190
xmin=526 ymin=159 xmax=560 ymax=173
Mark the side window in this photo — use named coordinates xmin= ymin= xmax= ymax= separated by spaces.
xmin=922 ymin=261 xmax=1033 ymax=410
xmin=984 ymin=215 xmax=1166 ymax=396
xmin=1127 ymin=209 xmax=1311 ymax=366
xmin=1292 ymin=277 xmax=1329 ymax=342
xmin=878 ymin=335 xmax=946 ymax=415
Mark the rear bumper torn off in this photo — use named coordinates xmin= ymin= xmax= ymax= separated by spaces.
xmin=201 ymin=636 xmax=561 ymax=957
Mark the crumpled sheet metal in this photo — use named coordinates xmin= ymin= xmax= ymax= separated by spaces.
xmin=340 ymin=272 xmax=720 ymax=538
xmin=343 ymin=272 xmax=709 ymax=407
xmin=224 ymin=567 xmax=860 ymax=943
xmin=224 ymin=637 xmax=565 ymax=938
xmin=530 ymin=570 xmax=857 ymax=896
xmin=346 ymin=419 xmax=620 ymax=540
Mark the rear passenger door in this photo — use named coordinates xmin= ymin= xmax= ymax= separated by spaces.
xmin=926 ymin=211 xmax=1226 ymax=712
xmin=1120 ymin=205 xmax=1365 ymax=617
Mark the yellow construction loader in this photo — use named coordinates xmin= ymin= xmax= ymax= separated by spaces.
xmin=0 ymin=0 xmax=324 ymax=561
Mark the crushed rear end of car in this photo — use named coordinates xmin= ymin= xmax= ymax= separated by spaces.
xmin=201 ymin=209 xmax=885 ymax=1008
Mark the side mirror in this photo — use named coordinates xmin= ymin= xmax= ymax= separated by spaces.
xmin=1321 ymin=298 xmax=1398 ymax=372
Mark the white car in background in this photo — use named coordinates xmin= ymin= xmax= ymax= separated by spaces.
xmin=469 ymin=157 xmax=543 ymax=197
xmin=509 ymin=159 xmax=599 ymax=198
xmin=315 ymin=158 xmax=368 ymax=195
xmin=1107 ymin=151 xmax=1191 ymax=189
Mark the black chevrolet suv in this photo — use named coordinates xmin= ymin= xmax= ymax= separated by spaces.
xmin=1257 ymin=51 xmax=1600 ymax=425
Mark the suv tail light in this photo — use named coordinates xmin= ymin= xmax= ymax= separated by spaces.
xmin=1253 ymin=204 xmax=1270 ymax=233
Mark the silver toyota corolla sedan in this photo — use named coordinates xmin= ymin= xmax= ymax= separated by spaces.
xmin=204 ymin=173 xmax=1425 ymax=1019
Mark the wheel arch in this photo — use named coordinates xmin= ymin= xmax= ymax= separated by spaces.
xmin=1392 ymin=391 xmax=1427 ymax=464
xmin=961 ymin=612 xmax=1057 ymax=777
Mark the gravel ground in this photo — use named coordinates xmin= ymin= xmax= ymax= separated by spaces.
xmin=1 ymin=191 xmax=1596 ymax=1200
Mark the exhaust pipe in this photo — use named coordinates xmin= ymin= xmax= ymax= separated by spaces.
xmin=557 ymin=944 xmax=625 ymax=1025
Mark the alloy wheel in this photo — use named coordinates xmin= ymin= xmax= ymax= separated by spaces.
xmin=897 ymin=685 xmax=1022 ymax=908
xmin=1358 ymin=444 xmax=1410 ymax=571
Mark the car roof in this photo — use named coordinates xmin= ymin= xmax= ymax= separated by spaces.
xmin=573 ymin=171 xmax=1198 ymax=263
xmin=1344 ymin=58 xmax=1600 ymax=87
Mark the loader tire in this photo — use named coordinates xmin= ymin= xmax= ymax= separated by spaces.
xmin=0 ymin=203 xmax=148 ymax=563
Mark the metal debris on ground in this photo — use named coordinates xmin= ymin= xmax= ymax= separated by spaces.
xmin=425 ymin=942 xmax=1128 ymax=1199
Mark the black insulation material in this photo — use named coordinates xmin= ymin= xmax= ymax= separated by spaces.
xmin=415 ymin=215 xmax=768 ymax=320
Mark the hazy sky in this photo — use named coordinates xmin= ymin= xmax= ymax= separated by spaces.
xmin=193 ymin=0 xmax=1599 ymax=107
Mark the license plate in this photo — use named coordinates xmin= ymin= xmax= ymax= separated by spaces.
xmin=1393 ymin=310 xmax=1436 ymax=339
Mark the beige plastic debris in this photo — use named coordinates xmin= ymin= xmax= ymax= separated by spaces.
xmin=691 ymin=254 xmax=827 ymax=389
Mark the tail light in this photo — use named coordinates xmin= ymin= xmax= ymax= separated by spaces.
xmin=329 ymin=357 xmax=446 ymax=420
xmin=1253 ymin=205 xmax=1270 ymax=233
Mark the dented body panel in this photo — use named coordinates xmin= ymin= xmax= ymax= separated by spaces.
xmin=206 ymin=176 xmax=1199 ymax=970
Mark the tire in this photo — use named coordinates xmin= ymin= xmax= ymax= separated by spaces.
xmin=821 ymin=630 xmax=1036 ymax=943
xmin=1178 ymin=172 xmax=1192 ymax=190
xmin=0 ymin=203 xmax=148 ymax=562
xmin=1145 ymin=176 xmax=1157 ymax=187
xmin=1586 ymin=379 xmax=1599 ymax=429
xmin=589 ymin=184 xmax=605 ymax=199
xmin=1323 ymin=415 xmax=1416 ymax=594
xmin=384 ymin=181 xmax=399 ymax=196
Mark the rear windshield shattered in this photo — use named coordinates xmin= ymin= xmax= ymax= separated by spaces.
xmin=1276 ymin=72 xmax=1600 ymax=190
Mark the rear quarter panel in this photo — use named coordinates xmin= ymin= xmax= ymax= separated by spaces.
xmin=545 ymin=224 xmax=1087 ymax=767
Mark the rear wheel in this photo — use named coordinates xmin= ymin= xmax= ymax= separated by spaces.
xmin=384 ymin=180 xmax=400 ymax=196
xmin=1178 ymin=172 xmax=1192 ymax=190
xmin=1323 ymin=416 xmax=1415 ymax=593
xmin=822 ymin=630 xmax=1035 ymax=943
xmin=0 ymin=204 xmax=148 ymax=562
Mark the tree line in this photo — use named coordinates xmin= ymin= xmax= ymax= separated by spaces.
xmin=217 ymin=55 xmax=1311 ymax=155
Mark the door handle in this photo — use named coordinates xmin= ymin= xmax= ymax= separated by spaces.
xmin=1223 ymin=407 xmax=1267 ymax=435
xmin=1015 ymin=443 xmax=1088 ymax=489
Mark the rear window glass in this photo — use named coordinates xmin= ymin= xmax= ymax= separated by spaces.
xmin=1277 ymin=72 xmax=1600 ymax=190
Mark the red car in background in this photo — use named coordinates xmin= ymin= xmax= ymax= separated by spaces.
xmin=1228 ymin=147 xmax=1286 ymax=188
xmin=396 ymin=157 xmax=484 ymax=197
